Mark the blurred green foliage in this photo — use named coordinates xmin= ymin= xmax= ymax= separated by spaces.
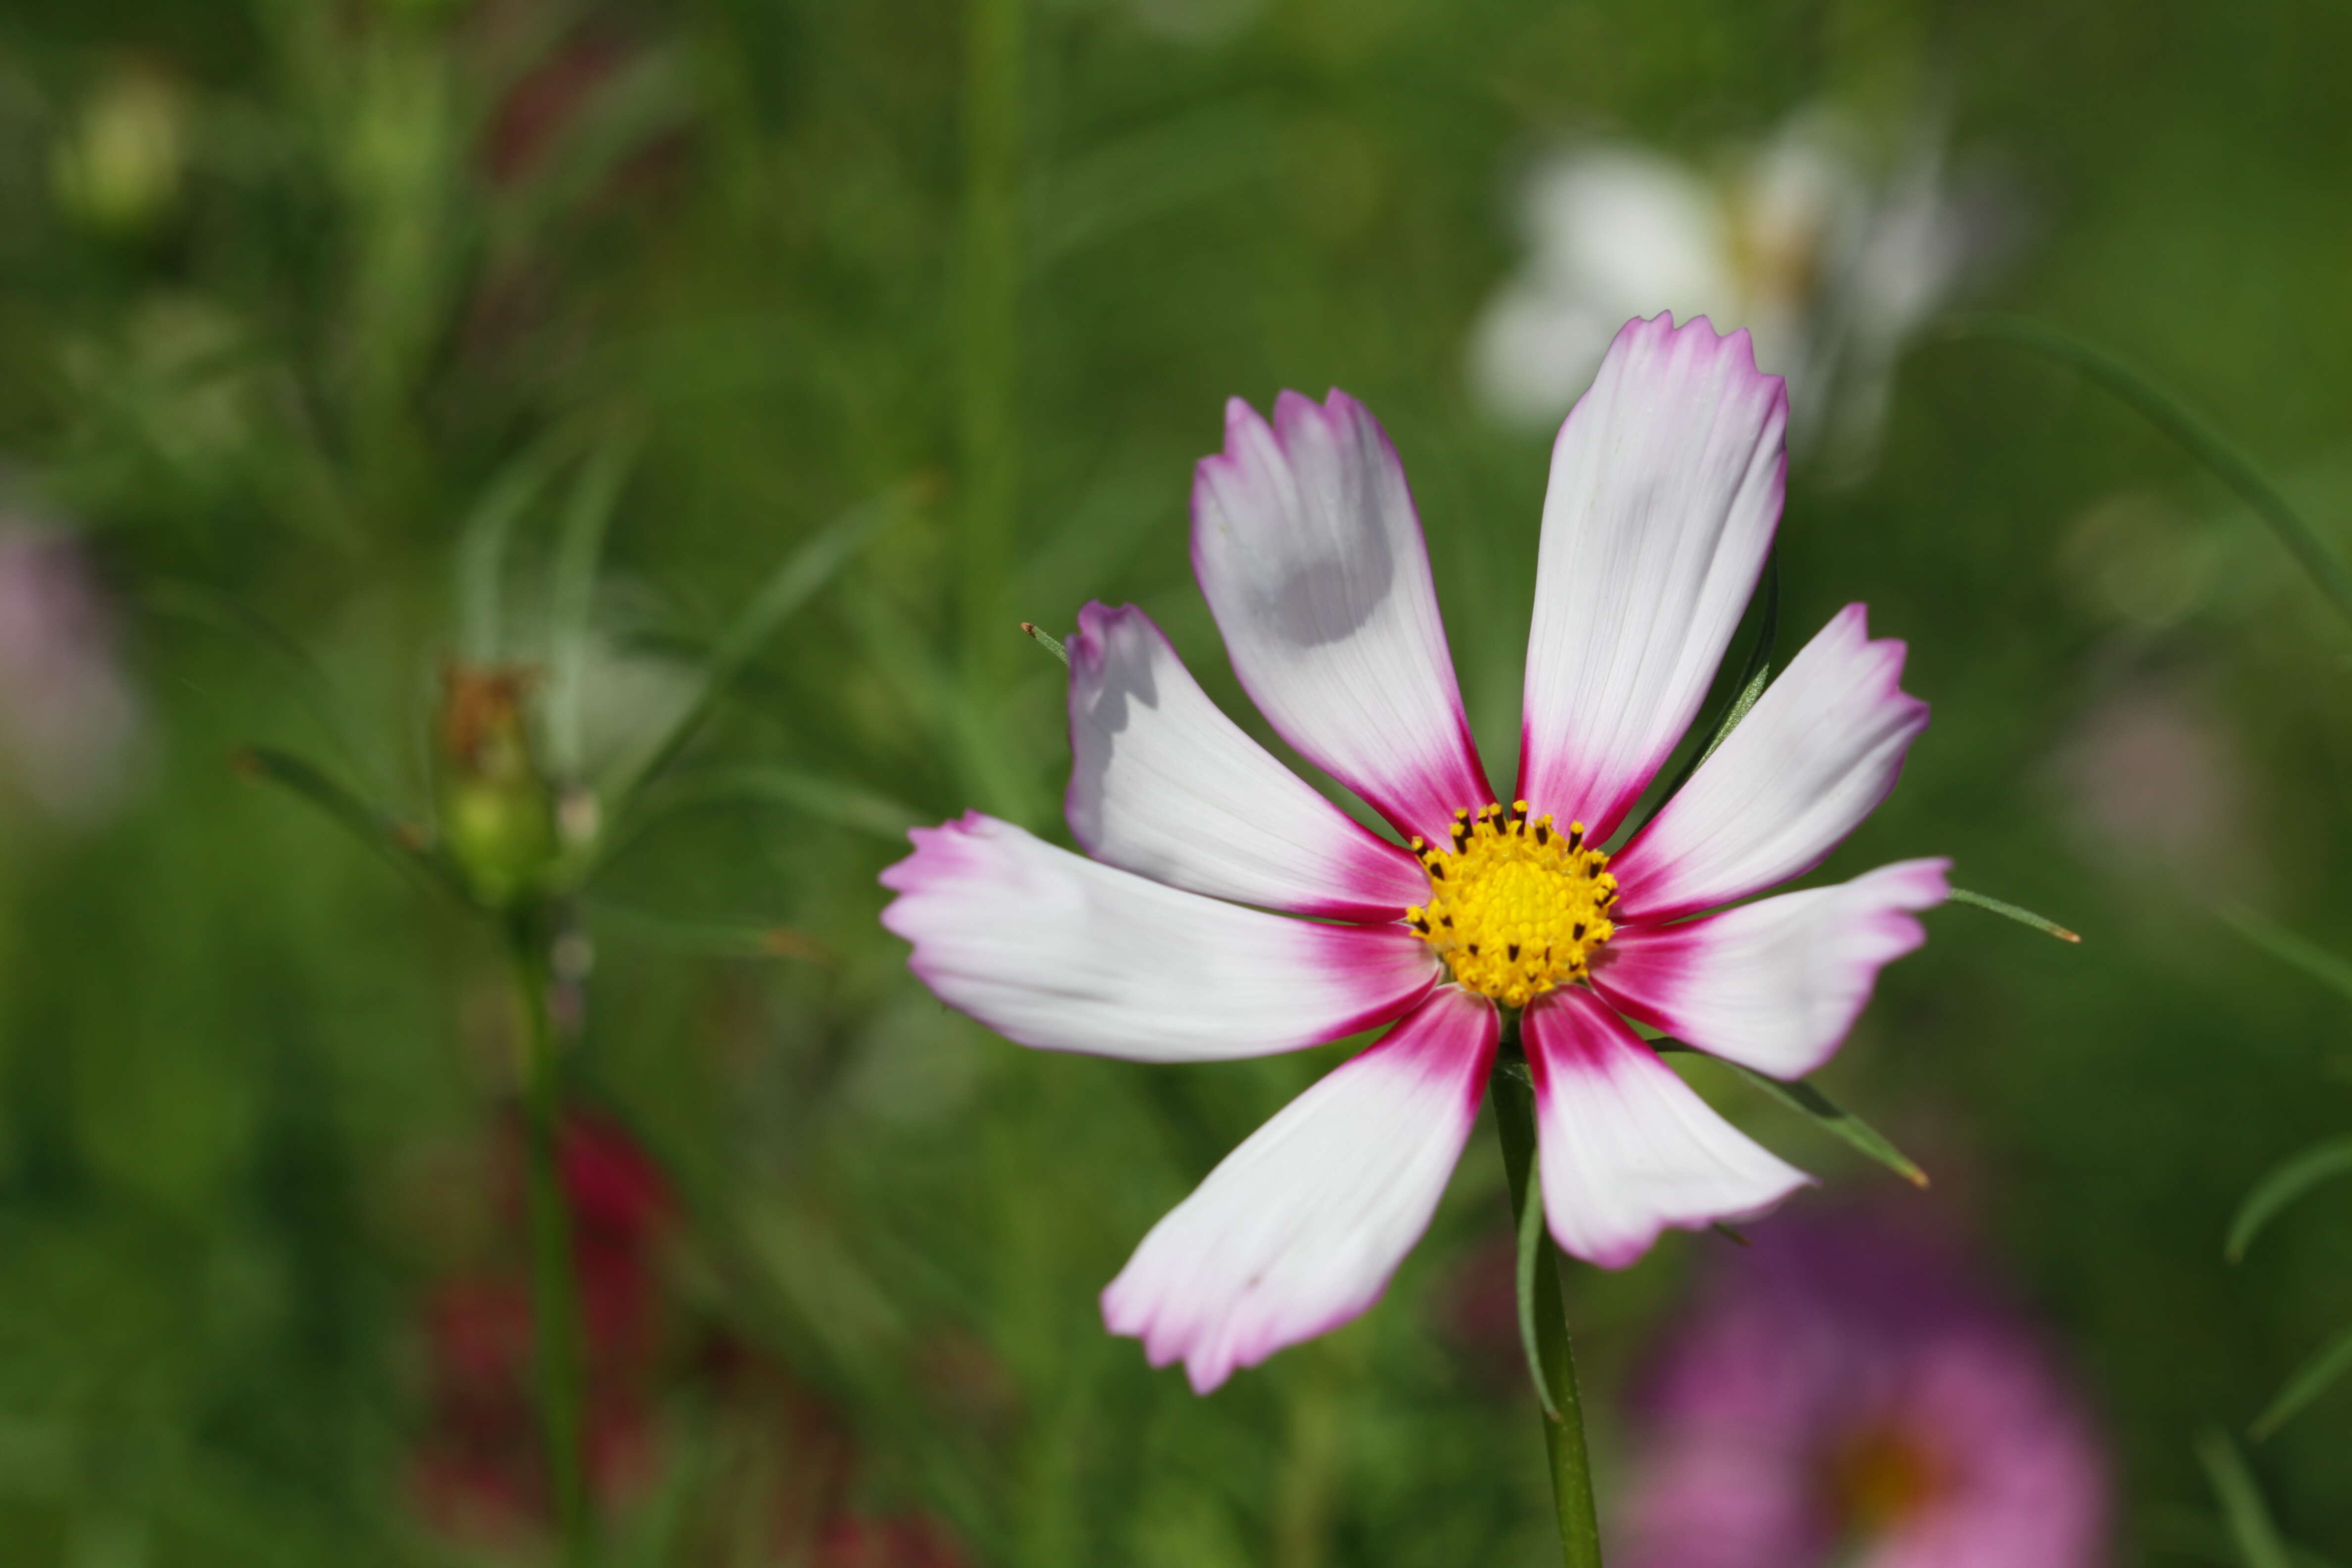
xmin=0 ymin=0 xmax=2348 ymax=1563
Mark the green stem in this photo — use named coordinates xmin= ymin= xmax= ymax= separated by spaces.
xmin=510 ymin=914 xmax=592 ymax=1566
xmin=1937 ymin=314 xmax=2352 ymax=634
xmin=1490 ymin=1038 xmax=1605 ymax=1568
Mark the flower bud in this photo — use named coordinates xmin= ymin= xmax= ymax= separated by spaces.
xmin=51 ymin=62 xmax=187 ymax=238
xmin=435 ymin=664 xmax=559 ymax=908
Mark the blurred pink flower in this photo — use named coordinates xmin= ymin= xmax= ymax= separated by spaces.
xmin=1618 ymin=1212 xmax=2111 ymax=1568
xmin=0 ymin=525 xmax=139 ymax=822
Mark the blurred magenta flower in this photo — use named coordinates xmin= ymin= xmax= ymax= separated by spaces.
xmin=1619 ymin=1212 xmax=2111 ymax=1568
xmin=0 ymin=523 xmax=141 ymax=823
xmin=882 ymin=314 xmax=1945 ymax=1392
xmin=1470 ymin=108 xmax=2004 ymax=468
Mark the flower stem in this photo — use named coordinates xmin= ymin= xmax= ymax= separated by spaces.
xmin=509 ymin=914 xmax=592 ymax=1567
xmin=1490 ymin=1040 xmax=1605 ymax=1568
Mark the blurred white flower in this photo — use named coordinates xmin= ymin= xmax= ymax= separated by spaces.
xmin=0 ymin=521 xmax=141 ymax=824
xmin=1470 ymin=107 xmax=2005 ymax=471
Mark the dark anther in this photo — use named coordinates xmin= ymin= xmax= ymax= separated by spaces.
xmin=1429 ymin=863 xmax=1446 ymax=880
xmin=1507 ymin=943 xmax=1520 ymax=960
xmin=1441 ymin=915 xmax=1453 ymax=928
xmin=1467 ymin=943 xmax=1479 ymax=956
xmin=1535 ymin=825 xmax=1550 ymax=845
xmin=1568 ymin=827 xmax=1584 ymax=850
xmin=1572 ymin=923 xmax=1585 ymax=939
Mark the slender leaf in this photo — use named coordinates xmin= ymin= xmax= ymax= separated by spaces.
xmin=600 ymin=764 xmax=923 ymax=869
xmin=588 ymin=903 xmax=834 ymax=965
xmin=1514 ymin=1116 xmax=1563 ymax=1422
xmin=1021 ymin=622 xmax=1069 ymax=665
xmin=145 ymin=580 xmax=383 ymax=791
xmin=545 ymin=435 xmax=641 ymax=774
xmin=2223 ymin=905 xmax=2352 ymax=1008
xmin=2252 ymin=1320 xmax=2352 ymax=1440
xmin=603 ymin=492 xmax=894 ymax=815
xmin=2143 ymin=1507 xmax=2352 ymax=1568
xmin=2197 ymin=1427 xmax=2292 ymax=1568
xmin=1948 ymin=887 xmax=2081 ymax=943
xmin=1661 ymin=1041 xmax=1930 ymax=1187
xmin=455 ymin=436 xmax=570 ymax=662
xmin=234 ymin=746 xmax=462 ymax=898
xmin=2228 ymin=1135 xmax=2352 ymax=1262
xmin=1939 ymin=315 xmax=2352 ymax=634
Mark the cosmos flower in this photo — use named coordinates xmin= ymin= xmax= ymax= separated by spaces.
xmin=1618 ymin=1210 xmax=2111 ymax=1568
xmin=1469 ymin=108 xmax=1999 ymax=469
xmin=882 ymin=313 xmax=1945 ymax=1393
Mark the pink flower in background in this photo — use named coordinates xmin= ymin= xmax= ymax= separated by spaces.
xmin=1619 ymin=1212 xmax=2111 ymax=1568
xmin=882 ymin=314 xmax=1946 ymax=1392
xmin=0 ymin=524 xmax=139 ymax=822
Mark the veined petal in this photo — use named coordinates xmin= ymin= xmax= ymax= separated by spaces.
xmin=1066 ymin=602 xmax=1428 ymax=921
xmin=1102 ymin=987 xmax=1497 ymax=1393
xmin=1525 ymin=987 xmax=1810 ymax=1269
xmin=880 ymin=814 xmax=1435 ymax=1062
xmin=1517 ymin=314 xmax=1787 ymax=840
xmin=1612 ymin=604 xmax=1929 ymax=922
xmin=1192 ymin=390 xmax=1490 ymax=842
xmin=1594 ymin=859 xmax=1950 ymax=1080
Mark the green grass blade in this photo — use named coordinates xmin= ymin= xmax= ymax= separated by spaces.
xmin=1948 ymin=887 xmax=2081 ymax=943
xmin=2251 ymin=1320 xmax=2352 ymax=1440
xmin=2143 ymin=1507 xmax=2352 ymax=1568
xmin=1660 ymin=1041 xmax=1930 ymax=1188
xmin=602 ymin=491 xmax=894 ymax=817
xmin=234 ymin=745 xmax=463 ymax=899
xmin=1939 ymin=314 xmax=2352 ymax=635
xmin=544 ymin=434 xmax=641 ymax=775
xmin=2196 ymin=1427 xmax=2292 ymax=1568
xmin=2226 ymin=1135 xmax=2352 ymax=1262
xmin=598 ymin=764 xmax=924 ymax=872
xmin=2223 ymin=906 xmax=2352 ymax=1008
xmin=454 ymin=436 xmax=570 ymax=663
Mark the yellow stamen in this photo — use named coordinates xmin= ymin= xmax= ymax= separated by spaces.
xmin=1404 ymin=801 xmax=1616 ymax=1008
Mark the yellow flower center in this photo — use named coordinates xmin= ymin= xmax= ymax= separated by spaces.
xmin=1406 ymin=801 xmax=1617 ymax=1008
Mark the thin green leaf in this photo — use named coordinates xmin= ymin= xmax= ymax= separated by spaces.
xmin=1939 ymin=314 xmax=2352 ymax=635
xmin=600 ymin=764 xmax=923 ymax=869
xmin=2223 ymin=905 xmax=2352 ymax=1008
xmin=603 ymin=492 xmax=894 ymax=815
xmin=1641 ymin=552 xmax=1778 ymax=828
xmin=234 ymin=746 xmax=462 ymax=898
xmin=2227 ymin=1135 xmax=2352 ymax=1263
xmin=2196 ymin=1427 xmax=2292 ymax=1568
xmin=1661 ymin=1042 xmax=1930 ymax=1188
xmin=545 ymin=435 xmax=641 ymax=774
xmin=2252 ymin=1320 xmax=2352 ymax=1440
xmin=455 ymin=436 xmax=571 ymax=662
xmin=2142 ymin=1506 xmax=2352 ymax=1568
xmin=1948 ymin=887 xmax=2081 ymax=943
xmin=588 ymin=903 xmax=833 ymax=965
xmin=145 ymin=581 xmax=383 ymax=792
xmin=1020 ymin=622 xmax=1069 ymax=665
xmin=1515 ymin=1134 xmax=1563 ymax=1422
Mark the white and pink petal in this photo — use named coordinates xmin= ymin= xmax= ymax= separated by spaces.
xmin=1518 ymin=314 xmax=1788 ymax=841
xmin=1192 ymin=390 xmax=1491 ymax=843
xmin=1594 ymin=858 xmax=1951 ymax=1081
xmin=1101 ymin=987 xmax=1497 ymax=1392
xmin=1524 ymin=987 xmax=1811 ymax=1269
xmin=1065 ymin=601 xmax=1428 ymax=921
xmin=1611 ymin=603 xmax=1929 ymax=922
xmin=880 ymin=813 xmax=1436 ymax=1062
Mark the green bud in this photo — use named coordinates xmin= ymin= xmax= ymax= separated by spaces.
xmin=435 ymin=664 xmax=560 ymax=909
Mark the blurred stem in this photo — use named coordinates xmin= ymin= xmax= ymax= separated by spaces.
xmin=1490 ymin=1034 xmax=1604 ymax=1568
xmin=1937 ymin=314 xmax=2352 ymax=634
xmin=509 ymin=913 xmax=592 ymax=1568
xmin=955 ymin=0 xmax=1026 ymax=809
